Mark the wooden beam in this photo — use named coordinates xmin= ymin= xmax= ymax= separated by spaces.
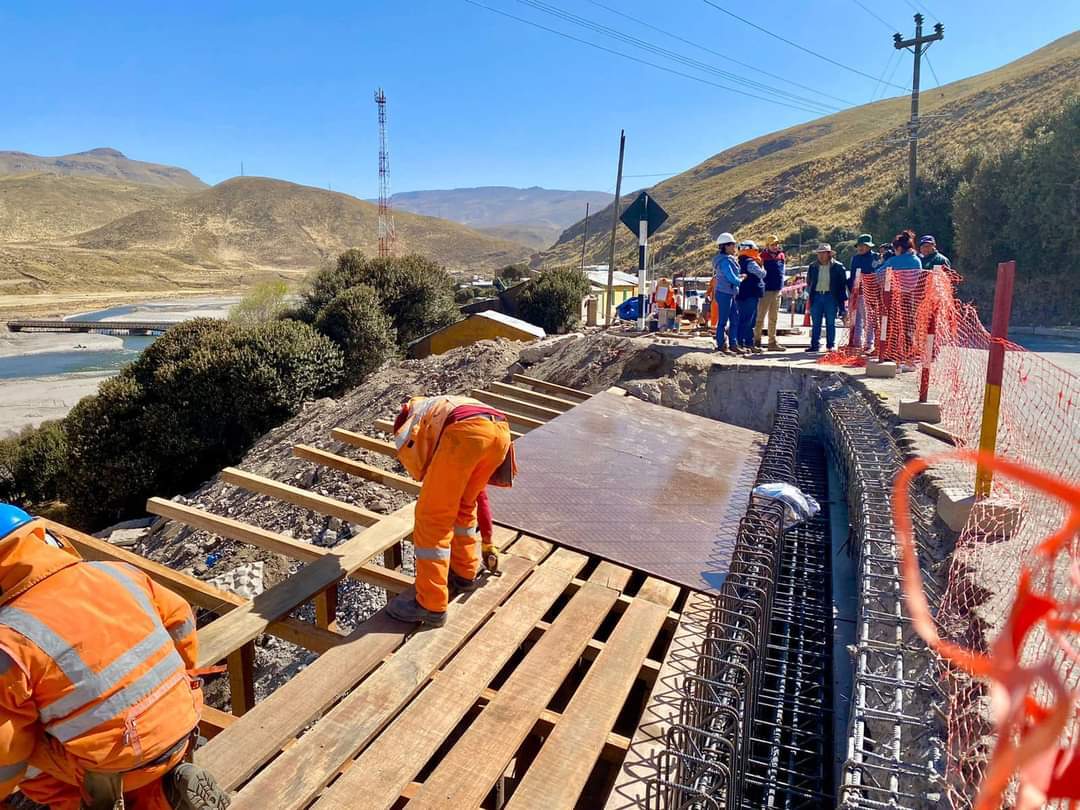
xmin=511 ymin=374 xmax=591 ymax=401
xmin=373 ymin=417 xmax=524 ymax=441
xmin=221 ymin=467 xmax=381 ymax=526
xmin=194 ymin=504 xmax=416 ymax=668
xmin=199 ymin=705 xmax=237 ymax=740
xmin=228 ymin=641 xmax=256 ymax=716
xmin=45 ymin=519 xmax=347 ymax=656
xmin=314 ymin=585 xmax=339 ymax=632
xmin=471 ymin=389 xmax=562 ymax=423
xmin=330 ymin=428 xmax=396 ymax=458
xmin=486 ymin=381 xmax=578 ymax=411
xmin=293 ymin=444 xmax=421 ymax=495
xmin=146 ymin=498 xmax=413 ymax=596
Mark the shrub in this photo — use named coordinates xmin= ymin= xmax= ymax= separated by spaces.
xmin=0 ymin=421 xmax=68 ymax=506
xmin=314 ymin=286 xmax=397 ymax=386
xmin=62 ymin=318 xmax=344 ymax=527
xmin=517 ymin=267 xmax=590 ymax=334
xmin=497 ymin=264 xmax=528 ymax=282
xmin=229 ymin=280 xmax=289 ymax=325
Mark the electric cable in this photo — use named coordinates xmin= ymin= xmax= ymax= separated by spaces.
xmin=849 ymin=0 xmax=897 ymax=32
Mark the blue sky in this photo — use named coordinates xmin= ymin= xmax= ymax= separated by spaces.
xmin=2 ymin=1 xmax=1076 ymax=197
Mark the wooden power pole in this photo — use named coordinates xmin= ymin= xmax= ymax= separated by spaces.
xmin=605 ymin=130 xmax=626 ymax=326
xmin=894 ymin=14 xmax=944 ymax=212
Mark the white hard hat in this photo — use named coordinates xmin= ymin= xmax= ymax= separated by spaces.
xmin=738 ymin=239 xmax=758 ymax=251
xmin=715 ymin=232 xmax=736 ymax=246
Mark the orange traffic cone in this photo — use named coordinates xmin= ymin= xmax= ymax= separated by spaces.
xmin=802 ymin=304 xmax=810 ymax=327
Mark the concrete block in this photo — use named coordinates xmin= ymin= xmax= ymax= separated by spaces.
xmin=936 ymin=491 xmax=1021 ymax=536
xmin=865 ymin=360 xmax=897 ymax=379
xmin=899 ymin=399 xmax=942 ymax=423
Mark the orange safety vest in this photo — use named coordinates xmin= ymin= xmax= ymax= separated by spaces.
xmin=652 ymin=278 xmax=675 ymax=308
xmin=0 ymin=520 xmax=201 ymax=798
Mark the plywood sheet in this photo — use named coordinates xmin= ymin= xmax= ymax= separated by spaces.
xmin=489 ymin=390 xmax=765 ymax=590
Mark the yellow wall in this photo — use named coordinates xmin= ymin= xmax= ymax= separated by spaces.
xmin=592 ymin=284 xmax=637 ymax=319
xmin=413 ymin=317 xmax=540 ymax=358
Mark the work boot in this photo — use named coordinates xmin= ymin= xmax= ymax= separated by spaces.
xmin=767 ymin=342 xmax=783 ymax=351
xmin=166 ymin=763 xmax=231 ymax=810
xmin=449 ymin=570 xmax=480 ymax=594
xmin=385 ymin=593 xmax=447 ymax=627
xmin=750 ymin=346 xmax=764 ymax=354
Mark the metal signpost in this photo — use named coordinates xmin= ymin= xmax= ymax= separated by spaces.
xmin=619 ymin=191 xmax=669 ymax=331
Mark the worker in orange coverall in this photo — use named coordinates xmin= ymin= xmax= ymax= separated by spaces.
xmin=0 ymin=504 xmax=230 ymax=810
xmin=387 ymin=395 xmax=516 ymax=627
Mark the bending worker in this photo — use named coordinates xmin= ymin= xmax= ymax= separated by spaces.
xmin=651 ymin=276 xmax=676 ymax=332
xmin=0 ymin=504 xmax=229 ymax=810
xmin=387 ymin=395 xmax=516 ymax=627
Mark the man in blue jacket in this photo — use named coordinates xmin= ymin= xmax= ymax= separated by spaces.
xmin=807 ymin=243 xmax=848 ymax=353
xmin=848 ymin=234 xmax=877 ymax=348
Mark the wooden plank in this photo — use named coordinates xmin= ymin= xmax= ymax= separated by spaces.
xmin=918 ymin=420 xmax=959 ymax=445
xmin=194 ymin=504 xmax=416 ymax=668
xmin=373 ymin=417 xmax=525 ymax=441
xmin=307 ymin=548 xmax=589 ymax=810
xmin=331 ymin=427 xmax=397 ymax=458
xmin=146 ymin=497 xmax=413 ymax=596
xmin=314 ymin=585 xmax=338 ymax=631
xmin=405 ymin=574 xmax=624 ymax=809
xmin=603 ymin=590 xmax=714 ymax=810
xmin=471 ymin=389 xmax=562 ymax=422
xmin=506 ymin=578 xmax=680 ymax=810
xmin=201 ymin=539 xmax=550 ymax=792
xmin=528 ymin=621 xmax=662 ymax=681
xmin=47 ymin=520 xmax=347 ymax=655
xmin=227 ymin=641 xmax=256 ymax=716
xmin=199 ymin=705 xmax=236 ymax=740
xmin=590 ymin=560 xmax=634 ymax=592
xmin=486 ymin=381 xmax=578 ymax=411
xmin=230 ymin=546 xmax=576 ymax=810
xmin=221 ymin=466 xmax=381 ymax=526
xmin=293 ymin=444 xmax=421 ymax=495
xmin=512 ymin=373 xmax=591 ymax=401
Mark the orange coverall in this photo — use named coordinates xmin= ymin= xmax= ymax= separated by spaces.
xmin=0 ymin=519 xmax=202 ymax=810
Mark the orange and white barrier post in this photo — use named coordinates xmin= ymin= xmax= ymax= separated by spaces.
xmin=975 ymin=261 xmax=1016 ymax=498
xmin=918 ymin=310 xmax=936 ymax=402
xmin=877 ymin=271 xmax=892 ymax=362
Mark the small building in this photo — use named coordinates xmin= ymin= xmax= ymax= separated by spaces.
xmin=584 ymin=270 xmax=638 ymax=324
xmin=408 ymin=311 xmax=546 ymax=359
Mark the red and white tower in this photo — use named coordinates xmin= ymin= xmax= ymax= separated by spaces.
xmin=374 ymin=88 xmax=396 ymax=258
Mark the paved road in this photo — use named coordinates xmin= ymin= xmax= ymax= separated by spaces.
xmin=1014 ymin=335 xmax=1080 ymax=378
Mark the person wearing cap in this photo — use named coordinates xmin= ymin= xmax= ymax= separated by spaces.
xmin=806 ymin=243 xmax=848 ymax=353
xmin=735 ymin=240 xmax=766 ymax=354
xmin=754 ymin=236 xmax=786 ymax=351
xmin=0 ymin=504 xmax=230 ymax=810
xmin=918 ymin=235 xmax=951 ymax=270
xmin=711 ymin=232 xmax=742 ymax=354
xmin=848 ymin=234 xmax=877 ymax=349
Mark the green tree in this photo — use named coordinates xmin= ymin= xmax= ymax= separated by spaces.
xmin=314 ymin=285 xmax=397 ymax=386
xmin=0 ymin=421 xmax=68 ymax=506
xmin=497 ymin=264 xmax=528 ymax=283
xmin=517 ymin=267 xmax=590 ymax=334
xmin=229 ymin=280 xmax=290 ymax=325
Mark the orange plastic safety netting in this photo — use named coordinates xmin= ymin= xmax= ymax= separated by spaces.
xmin=845 ymin=264 xmax=1080 ymax=807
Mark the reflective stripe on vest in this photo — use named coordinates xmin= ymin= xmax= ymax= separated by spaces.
xmin=0 ymin=762 xmax=27 ymax=782
xmin=453 ymin=525 xmax=480 ymax=538
xmin=394 ymin=397 xmax=441 ymax=452
xmin=0 ymin=562 xmax=183 ymax=741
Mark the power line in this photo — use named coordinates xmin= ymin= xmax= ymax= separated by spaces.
xmin=584 ymin=0 xmax=857 ymax=107
xmin=462 ymin=0 xmax=840 ymax=115
xmin=849 ymin=0 xmax=897 ymax=31
xmin=924 ymin=51 xmax=942 ymax=89
xmin=699 ymin=0 xmax=911 ymax=91
xmin=869 ymin=51 xmax=896 ymax=100
xmin=878 ymin=51 xmax=905 ymax=100
xmin=514 ymin=0 xmax=842 ymax=113
xmin=903 ymin=0 xmax=938 ymax=21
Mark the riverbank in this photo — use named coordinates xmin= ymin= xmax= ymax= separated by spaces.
xmin=0 ymin=371 xmax=113 ymax=437
xmin=0 ymin=288 xmax=246 ymax=320
xmin=0 ymin=331 xmax=123 ymax=358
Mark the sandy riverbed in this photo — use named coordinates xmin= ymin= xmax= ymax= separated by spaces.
xmin=0 ymin=371 xmax=112 ymax=437
xmin=0 ymin=331 xmax=123 ymax=358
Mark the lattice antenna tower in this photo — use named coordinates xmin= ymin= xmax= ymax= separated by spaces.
xmin=374 ymin=87 xmax=396 ymax=257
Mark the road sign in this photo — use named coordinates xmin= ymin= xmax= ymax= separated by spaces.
xmin=619 ymin=192 xmax=668 ymax=238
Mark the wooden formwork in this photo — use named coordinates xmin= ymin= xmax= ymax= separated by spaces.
xmin=56 ymin=377 xmax=706 ymax=807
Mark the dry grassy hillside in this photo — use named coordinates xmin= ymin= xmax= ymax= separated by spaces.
xmin=541 ymin=32 xmax=1080 ymax=273
xmin=0 ymin=173 xmax=183 ymax=242
xmin=71 ymin=177 xmax=532 ymax=272
xmin=0 ymin=147 xmax=206 ymax=190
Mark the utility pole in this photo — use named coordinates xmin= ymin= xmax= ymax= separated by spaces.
xmin=605 ymin=130 xmax=626 ymax=326
xmin=374 ymin=88 xmax=396 ymax=258
xmin=894 ymin=14 xmax=944 ymax=212
xmin=579 ymin=202 xmax=590 ymax=271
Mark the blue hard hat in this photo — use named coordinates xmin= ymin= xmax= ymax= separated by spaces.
xmin=0 ymin=503 xmax=33 ymax=540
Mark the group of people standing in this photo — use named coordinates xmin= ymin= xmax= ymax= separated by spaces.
xmin=711 ymin=227 xmax=950 ymax=354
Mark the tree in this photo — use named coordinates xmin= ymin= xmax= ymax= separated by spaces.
xmin=497 ymin=264 xmax=528 ymax=283
xmin=0 ymin=421 xmax=68 ymax=506
xmin=517 ymin=267 xmax=590 ymax=334
xmin=314 ymin=285 xmax=397 ymax=386
xmin=229 ymin=280 xmax=289 ymax=325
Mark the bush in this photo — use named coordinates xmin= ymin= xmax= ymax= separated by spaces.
xmin=314 ymin=286 xmax=396 ymax=386
xmin=229 ymin=280 xmax=289 ymax=325
xmin=517 ymin=267 xmax=590 ymax=334
xmin=0 ymin=421 xmax=68 ymax=506
xmin=301 ymin=251 xmax=460 ymax=347
xmin=62 ymin=319 xmax=344 ymax=527
xmin=497 ymin=264 xmax=528 ymax=282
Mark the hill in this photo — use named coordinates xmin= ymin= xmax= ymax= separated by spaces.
xmin=539 ymin=32 xmax=1080 ymax=274
xmin=0 ymin=148 xmax=206 ymax=190
xmin=70 ymin=176 xmax=532 ymax=272
xmin=389 ymin=186 xmax=612 ymax=249
xmin=0 ymin=173 xmax=184 ymax=242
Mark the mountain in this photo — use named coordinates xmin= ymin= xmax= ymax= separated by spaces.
xmin=539 ymin=32 xmax=1080 ymax=272
xmin=0 ymin=148 xmax=206 ymax=190
xmin=388 ymin=186 xmax=613 ymax=250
